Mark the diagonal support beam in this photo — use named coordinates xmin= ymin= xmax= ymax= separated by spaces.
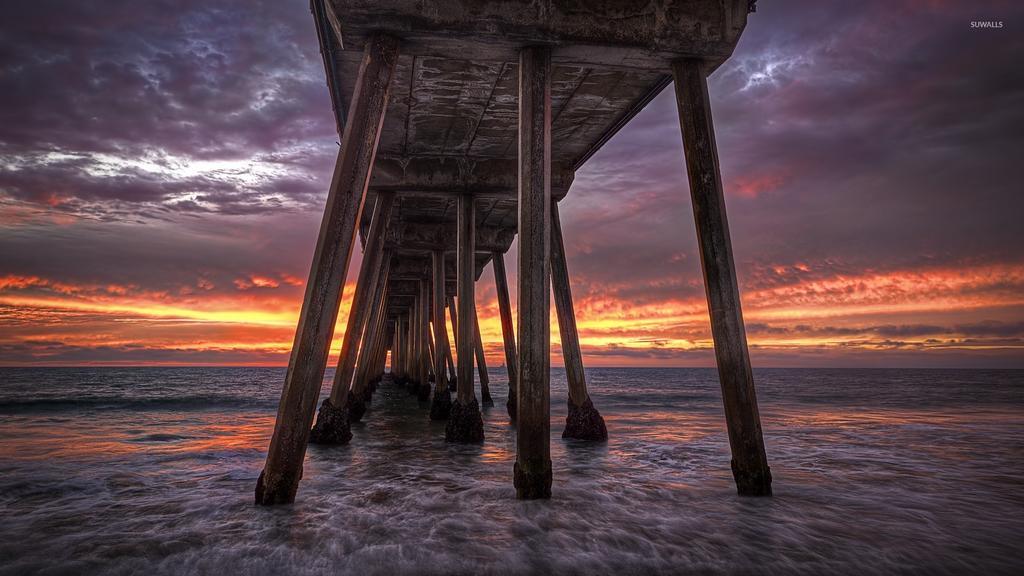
xmin=551 ymin=200 xmax=607 ymax=441
xmin=672 ymin=58 xmax=771 ymax=497
xmin=474 ymin=305 xmax=493 ymax=407
xmin=330 ymin=192 xmax=395 ymax=407
xmin=256 ymin=33 xmax=400 ymax=506
xmin=349 ymin=249 xmax=392 ymax=420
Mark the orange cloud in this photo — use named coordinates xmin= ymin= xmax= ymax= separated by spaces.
xmin=2 ymin=261 xmax=1023 ymax=367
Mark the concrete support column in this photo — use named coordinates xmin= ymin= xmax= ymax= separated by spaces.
xmin=393 ymin=317 xmax=404 ymax=381
xmin=375 ymin=322 xmax=392 ymax=381
xmin=332 ymin=193 xmax=394 ymax=406
xmin=417 ymin=280 xmax=432 ymax=401
xmin=492 ymin=251 xmax=518 ymax=421
xmin=446 ymin=194 xmax=484 ymax=443
xmin=473 ymin=306 xmax=494 ymax=407
xmin=365 ymin=290 xmax=390 ymax=391
xmin=514 ymin=45 xmax=553 ymax=499
xmin=309 ymin=192 xmax=394 ymax=440
xmin=672 ymin=58 xmax=771 ymax=496
xmin=256 ymin=34 xmax=399 ymax=506
xmin=348 ymin=252 xmax=391 ymax=421
xmin=444 ymin=326 xmax=456 ymax=384
xmin=404 ymin=311 xmax=415 ymax=390
xmin=446 ymin=295 xmax=459 ymax=392
xmin=430 ymin=250 xmax=453 ymax=420
xmin=551 ymin=201 xmax=607 ymax=441
xmin=408 ymin=298 xmax=421 ymax=395
xmin=426 ymin=327 xmax=436 ymax=381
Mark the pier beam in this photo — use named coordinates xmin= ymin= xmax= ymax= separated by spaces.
xmin=444 ymin=327 xmax=456 ymax=384
xmin=349 ymin=251 xmax=391 ymax=420
xmin=514 ymin=46 xmax=553 ymax=499
xmin=430 ymin=249 xmax=453 ymax=420
xmin=492 ymin=251 xmax=518 ymax=421
xmin=367 ymin=298 xmax=390 ymax=391
xmin=672 ymin=58 xmax=772 ymax=497
xmin=446 ymin=195 xmax=485 ymax=443
xmin=551 ymin=201 xmax=607 ymax=441
xmin=417 ymin=280 xmax=432 ymax=401
xmin=474 ymin=307 xmax=494 ymax=407
xmin=408 ymin=298 xmax=421 ymax=395
xmin=446 ymin=295 xmax=459 ymax=392
xmin=312 ymin=191 xmax=394 ymax=435
xmin=393 ymin=316 xmax=404 ymax=382
xmin=404 ymin=311 xmax=415 ymax=390
xmin=256 ymin=34 xmax=399 ymax=506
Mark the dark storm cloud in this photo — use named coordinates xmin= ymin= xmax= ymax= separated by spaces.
xmin=0 ymin=0 xmax=337 ymax=217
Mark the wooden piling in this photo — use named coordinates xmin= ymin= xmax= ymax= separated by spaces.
xmin=430 ymin=249 xmax=453 ymax=420
xmin=446 ymin=194 xmax=484 ymax=443
xmin=551 ymin=201 xmax=607 ymax=441
xmin=492 ymin=251 xmax=518 ymax=421
xmin=514 ymin=46 xmax=553 ymax=499
xmin=671 ymin=58 xmax=772 ymax=496
xmin=256 ymin=34 xmax=399 ymax=506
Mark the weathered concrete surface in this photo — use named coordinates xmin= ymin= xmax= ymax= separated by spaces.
xmin=562 ymin=397 xmax=608 ymax=442
xmin=308 ymin=398 xmax=353 ymax=445
xmin=514 ymin=46 xmax=553 ymax=500
xmin=445 ymin=397 xmax=485 ymax=444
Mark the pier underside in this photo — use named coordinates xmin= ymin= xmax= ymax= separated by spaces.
xmin=256 ymin=0 xmax=771 ymax=505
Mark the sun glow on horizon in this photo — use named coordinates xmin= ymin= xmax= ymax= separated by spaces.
xmin=2 ymin=259 xmax=1023 ymax=367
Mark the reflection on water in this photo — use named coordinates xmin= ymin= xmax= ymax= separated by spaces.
xmin=0 ymin=367 xmax=1022 ymax=575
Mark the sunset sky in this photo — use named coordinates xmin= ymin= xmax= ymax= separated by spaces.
xmin=1 ymin=0 xmax=1022 ymax=368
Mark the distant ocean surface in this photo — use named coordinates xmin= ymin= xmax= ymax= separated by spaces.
xmin=1 ymin=367 xmax=1022 ymax=575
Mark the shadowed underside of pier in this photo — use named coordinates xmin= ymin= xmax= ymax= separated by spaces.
xmin=256 ymin=0 xmax=772 ymax=506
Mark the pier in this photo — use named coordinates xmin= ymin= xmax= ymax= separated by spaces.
xmin=256 ymin=0 xmax=770 ymax=505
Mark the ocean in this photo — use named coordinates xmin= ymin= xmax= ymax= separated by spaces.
xmin=0 ymin=367 xmax=1021 ymax=575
